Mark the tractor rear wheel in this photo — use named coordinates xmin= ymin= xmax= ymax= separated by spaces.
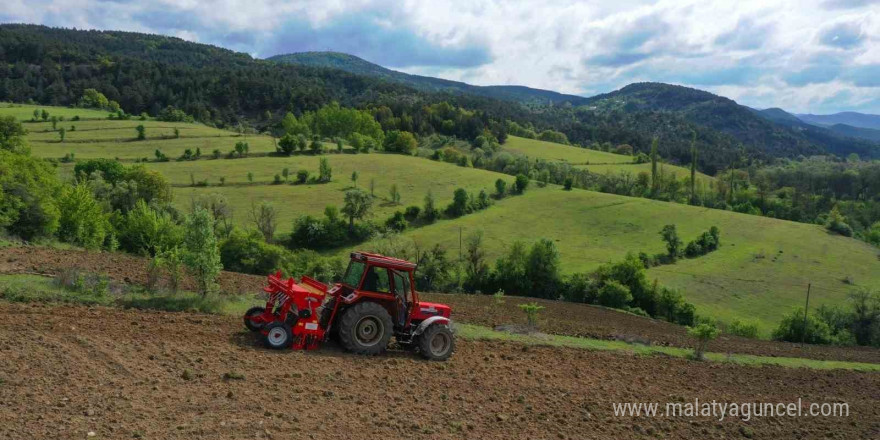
xmin=244 ymin=307 xmax=266 ymax=332
xmin=418 ymin=324 xmax=454 ymax=361
xmin=263 ymin=322 xmax=293 ymax=350
xmin=338 ymin=302 xmax=393 ymax=355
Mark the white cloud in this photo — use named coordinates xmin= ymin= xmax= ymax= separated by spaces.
xmin=0 ymin=0 xmax=878 ymax=113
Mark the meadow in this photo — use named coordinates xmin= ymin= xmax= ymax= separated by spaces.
xmin=8 ymin=104 xmax=880 ymax=333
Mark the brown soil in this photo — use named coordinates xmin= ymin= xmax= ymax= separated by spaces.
xmin=2 ymin=246 xmax=878 ymax=364
xmin=0 ymin=302 xmax=877 ymax=440
xmin=423 ymin=293 xmax=880 ymax=364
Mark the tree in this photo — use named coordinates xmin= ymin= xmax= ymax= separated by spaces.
xmin=389 ymin=184 xmax=401 ymax=204
xmin=650 ymin=137 xmax=659 ymax=196
xmin=447 ymin=188 xmax=469 ymax=217
xmin=514 ymin=174 xmax=529 ymax=194
xmin=318 ymin=157 xmax=332 ymax=182
xmin=183 ymin=207 xmax=223 ymax=296
xmin=50 ymin=116 xmax=58 ymax=130
xmin=116 ymin=200 xmax=183 ymax=256
xmin=250 ymin=201 xmax=278 ymax=242
xmin=0 ymin=116 xmax=28 ymax=153
xmin=688 ymin=323 xmax=720 ymax=360
xmin=277 ymin=133 xmax=296 ymax=155
xmin=563 ymin=176 xmax=573 ymax=190
xmin=369 ymin=178 xmax=376 ymax=197
xmin=282 ymin=168 xmax=290 ymax=182
xmin=247 ymin=172 xmax=254 ymax=183
xmin=385 ymin=211 xmax=407 ymax=232
xmin=660 ymin=224 xmax=682 ymax=260
xmin=464 ymin=230 xmax=489 ymax=292
xmin=341 ymin=189 xmax=373 ymax=232
xmin=135 ymin=124 xmax=146 ymax=140
xmin=0 ymin=150 xmax=61 ymax=240
xmin=58 ymin=127 xmax=66 ymax=142
xmin=598 ymin=280 xmax=632 ymax=308
xmin=32 ymin=109 xmax=40 ymax=121
xmin=80 ymin=88 xmax=109 ymax=109
xmin=384 ymin=130 xmax=418 ymax=155
xmin=235 ymin=141 xmax=248 ymax=157
xmin=525 ymin=239 xmax=561 ymax=299
xmin=351 ymin=171 xmax=359 ymax=188
xmin=41 ymin=109 xmax=49 ymax=121
xmin=423 ymin=190 xmax=438 ymax=222
xmin=494 ymin=178 xmax=507 ymax=198
xmin=57 ymin=182 xmax=111 ymax=249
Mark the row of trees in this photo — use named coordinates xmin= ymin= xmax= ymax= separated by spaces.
xmin=773 ymin=290 xmax=880 ymax=347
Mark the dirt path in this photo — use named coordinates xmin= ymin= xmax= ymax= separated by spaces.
xmin=2 ymin=246 xmax=878 ymax=364
xmin=0 ymin=302 xmax=877 ymax=440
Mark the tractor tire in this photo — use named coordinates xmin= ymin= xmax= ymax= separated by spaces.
xmin=338 ymin=302 xmax=393 ymax=355
xmin=418 ymin=324 xmax=455 ymax=361
xmin=244 ymin=307 xmax=266 ymax=332
xmin=263 ymin=322 xmax=293 ymax=350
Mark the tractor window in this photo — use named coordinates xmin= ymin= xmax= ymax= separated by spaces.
xmin=342 ymin=261 xmax=366 ymax=287
xmin=362 ymin=266 xmax=390 ymax=293
xmin=392 ymin=271 xmax=412 ymax=303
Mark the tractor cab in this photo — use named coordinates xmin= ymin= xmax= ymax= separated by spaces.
xmin=339 ymin=252 xmax=451 ymax=330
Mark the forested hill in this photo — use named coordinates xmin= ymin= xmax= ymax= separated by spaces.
xmin=1 ymin=24 xmax=878 ymax=174
xmin=269 ymin=51 xmax=587 ymax=105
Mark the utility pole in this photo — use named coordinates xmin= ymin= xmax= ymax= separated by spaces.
xmin=801 ymin=283 xmax=812 ymax=344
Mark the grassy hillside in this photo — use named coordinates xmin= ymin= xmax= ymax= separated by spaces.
xmin=9 ymin=104 xmax=879 ymax=334
xmin=0 ymin=103 xmax=110 ymax=121
xmin=345 ymin=185 xmax=879 ymax=333
xmin=143 ymin=154 xmax=504 ymax=232
xmin=504 ymin=136 xmax=633 ymax=164
xmin=505 ymin=135 xmax=713 ymax=183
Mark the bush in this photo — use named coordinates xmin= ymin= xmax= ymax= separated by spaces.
xmin=514 ymin=174 xmax=529 ymax=194
xmin=220 ymin=229 xmax=287 ymax=275
xmin=116 ymin=200 xmax=184 ymax=256
xmin=563 ymin=177 xmax=573 ymax=190
xmin=296 ymin=169 xmax=309 ymax=184
xmin=384 ymin=130 xmax=418 ymax=155
xmin=494 ymin=179 xmax=507 ymax=198
xmin=597 ymin=280 xmax=632 ymax=309
xmin=385 ymin=211 xmax=408 ymax=232
xmin=183 ymin=208 xmax=223 ymax=295
xmin=446 ymin=188 xmax=469 ymax=217
xmin=518 ymin=302 xmax=545 ymax=327
xmin=0 ymin=151 xmax=61 ymax=240
xmin=727 ymin=319 xmax=760 ymax=339
xmin=826 ymin=206 xmax=853 ymax=237
xmin=57 ymin=183 xmax=111 ymax=249
xmin=772 ymin=308 xmax=836 ymax=345
xmin=403 ymin=205 xmax=421 ymax=221
xmin=688 ymin=323 xmax=720 ymax=360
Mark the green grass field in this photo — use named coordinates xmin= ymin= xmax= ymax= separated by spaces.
xmin=152 ymin=154 xmax=505 ymax=232
xmin=10 ymin=104 xmax=880 ymax=334
xmin=344 ymin=185 xmax=880 ymax=334
xmin=0 ymin=102 xmax=111 ymax=121
xmin=575 ymin=162 xmax=714 ymax=184
xmin=504 ymin=135 xmax=636 ymax=164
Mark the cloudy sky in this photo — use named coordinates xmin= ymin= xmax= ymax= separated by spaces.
xmin=2 ymin=0 xmax=878 ymax=114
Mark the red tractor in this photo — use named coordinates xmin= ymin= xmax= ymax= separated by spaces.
xmin=243 ymin=252 xmax=455 ymax=361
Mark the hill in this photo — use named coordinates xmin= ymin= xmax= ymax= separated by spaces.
xmin=797 ymin=112 xmax=880 ymax=130
xmin=6 ymin=103 xmax=880 ymax=335
xmin=580 ymin=83 xmax=880 ymax=167
xmin=5 ymin=24 xmax=879 ymax=175
xmin=268 ymin=52 xmax=586 ymax=105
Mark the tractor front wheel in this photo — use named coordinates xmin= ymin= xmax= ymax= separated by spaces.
xmin=338 ymin=302 xmax=393 ymax=355
xmin=418 ymin=324 xmax=454 ymax=361
xmin=244 ymin=307 xmax=266 ymax=332
xmin=263 ymin=322 xmax=293 ymax=350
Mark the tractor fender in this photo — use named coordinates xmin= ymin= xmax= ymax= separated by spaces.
xmin=413 ymin=316 xmax=451 ymax=336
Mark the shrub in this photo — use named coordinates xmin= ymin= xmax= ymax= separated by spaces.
xmin=688 ymin=323 xmax=720 ymax=360
xmin=403 ymin=206 xmax=421 ymax=221
xmin=514 ymin=174 xmax=529 ymax=194
xmin=563 ymin=177 xmax=573 ymax=190
xmin=57 ymin=183 xmax=111 ymax=249
xmin=727 ymin=319 xmax=760 ymax=339
xmin=660 ymin=224 xmax=682 ymax=260
xmin=384 ymin=130 xmax=418 ymax=155
xmin=422 ymin=191 xmax=438 ymax=223
xmin=318 ymin=157 xmax=332 ymax=182
xmin=385 ymin=211 xmax=407 ymax=232
xmin=494 ymin=179 xmax=507 ymax=198
xmin=74 ymin=158 xmax=126 ymax=184
xmin=597 ymin=280 xmax=632 ymax=309
xmin=220 ymin=229 xmax=287 ymax=275
xmin=135 ymin=125 xmax=145 ymax=140
xmin=273 ymin=174 xmax=283 ymax=185
xmin=296 ymin=169 xmax=309 ymax=184
xmin=183 ymin=208 xmax=223 ymax=296
xmin=518 ymin=302 xmax=545 ymax=327
xmin=826 ymin=206 xmax=853 ymax=237
xmin=772 ymin=308 xmax=835 ymax=345
xmin=446 ymin=188 xmax=469 ymax=217
xmin=0 ymin=151 xmax=61 ymax=240
xmin=116 ymin=200 xmax=184 ymax=256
